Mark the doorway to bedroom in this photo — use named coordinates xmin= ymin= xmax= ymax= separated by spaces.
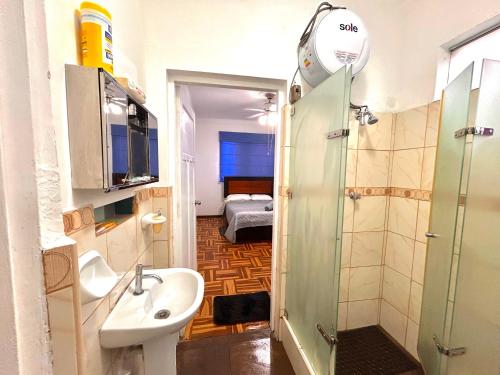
xmin=176 ymin=82 xmax=280 ymax=340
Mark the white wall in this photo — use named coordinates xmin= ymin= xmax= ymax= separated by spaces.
xmin=195 ymin=118 xmax=274 ymax=215
xmin=44 ymin=0 xmax=149 ymax=210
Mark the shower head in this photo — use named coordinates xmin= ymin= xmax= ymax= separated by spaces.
xmin=366 ymin=111 xmax=378 ymax=125
xmin=354 ymin=106 xmax=378 ymax=126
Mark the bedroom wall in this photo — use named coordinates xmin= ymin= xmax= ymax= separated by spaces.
xmin=195 ymin=118 xmax=275 ymax=216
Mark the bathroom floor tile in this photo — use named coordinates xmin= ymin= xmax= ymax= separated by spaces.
xmin=177 ymin=329 xmax=294 ymax=375
xmin=183 ymin=216 xmax=272 ymax=340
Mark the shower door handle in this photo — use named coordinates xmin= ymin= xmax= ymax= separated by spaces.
xmin=317 ymin=323 xmax=337 ymax=349
xmin=425 ymin=232 xmax=440 ymax=238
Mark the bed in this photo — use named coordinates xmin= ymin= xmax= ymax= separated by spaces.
xmin=222 ymin=177 xmax=274 ymax=243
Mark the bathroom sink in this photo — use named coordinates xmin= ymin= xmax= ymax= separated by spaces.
xmin=100 ymin=268 xmax=204 ymax=348
xmin=100 ymin=268 xmax=203 ymax=375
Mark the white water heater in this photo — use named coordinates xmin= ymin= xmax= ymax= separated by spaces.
xmin=298 ymin=8 xmax=370 ymax=87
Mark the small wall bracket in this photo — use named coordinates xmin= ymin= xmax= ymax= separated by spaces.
xmin=433 ymin=335 xmax=466 ymax=357
xmin=317 ymin=323 xmax=337 ymax=349
xmin=454 ymin=126 xmax=494 ymax=138
xmin=327 ymin=129 xmax=350 ymax=139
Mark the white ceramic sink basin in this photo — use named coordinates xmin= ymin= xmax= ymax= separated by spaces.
xmin=100 ymin=267 xmax=204 ymax=375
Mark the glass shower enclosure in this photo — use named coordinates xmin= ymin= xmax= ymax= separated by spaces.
xmin=285 ymin=66 xmax=351 ymax=375
xmin=419 ymin=59 xmax=500 ymax=374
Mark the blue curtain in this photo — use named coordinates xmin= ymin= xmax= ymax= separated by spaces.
xmin=219 ymin=131 xmax=275 ymax=182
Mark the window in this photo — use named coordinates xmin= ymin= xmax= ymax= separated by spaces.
xmin=219 ymin=131 xmax=275 ymax=182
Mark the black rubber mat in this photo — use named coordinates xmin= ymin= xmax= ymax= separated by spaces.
xmin=213 ymin=292 xmax=270 ymax=325
xmin=336 ymin=325 xmax=423 ymax=375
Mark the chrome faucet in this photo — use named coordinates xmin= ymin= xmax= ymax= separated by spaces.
xmin=133 ymin=264 xmax=163 ymax=295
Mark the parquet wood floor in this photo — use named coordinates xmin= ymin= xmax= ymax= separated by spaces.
xmin=183 ymin=216 xmax=272 ymax=340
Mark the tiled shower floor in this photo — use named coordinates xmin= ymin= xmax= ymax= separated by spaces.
xmin=336 ymin=325 xmax=423 ymax=375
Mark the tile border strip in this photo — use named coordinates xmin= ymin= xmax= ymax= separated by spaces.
xmin=43 ymin=244 xmax=75 ymax=294
xmin=344 ymin=187 xmax=432 ymax=201
xmin=63 ymin=205 xmax=94 ymax=235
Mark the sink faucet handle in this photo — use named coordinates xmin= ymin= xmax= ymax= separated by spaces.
xmin=135 ymin=264 xmax=153 ymax=275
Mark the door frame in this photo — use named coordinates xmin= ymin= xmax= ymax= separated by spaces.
xmin=166 ymin=69 xmax=287 ymax=334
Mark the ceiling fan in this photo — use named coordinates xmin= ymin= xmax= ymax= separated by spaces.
xmin=245 ymin=92 xmax=278 ymax=126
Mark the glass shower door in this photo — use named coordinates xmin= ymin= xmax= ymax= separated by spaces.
xmin=418 ymin=63 xmax=473 ymax=373
xmin=447 ymin=59 xmax=500 ymax=374
xmin=285 ymin=66 xmax=351 ymax=375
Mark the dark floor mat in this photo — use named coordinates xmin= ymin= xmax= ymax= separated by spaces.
xmin=219 ymin=226 xmax=227 ymax=236
xmin=336 ymin=325 xmax=423 ymax=375
xmin=214 ymin=292 xmax=270 ymax=325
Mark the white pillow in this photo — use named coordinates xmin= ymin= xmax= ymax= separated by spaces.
xmin=225 ymin=194 xmax=251 ymax=202
xmin=251 ymin=194 xmax=273 ymax=201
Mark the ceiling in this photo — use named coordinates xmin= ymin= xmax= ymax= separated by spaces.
xmin=187 ymin=85 xmax=277 ymax=121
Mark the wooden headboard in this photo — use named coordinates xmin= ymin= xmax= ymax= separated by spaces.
xmin=224 ymin=177 xmax=274 ymax=197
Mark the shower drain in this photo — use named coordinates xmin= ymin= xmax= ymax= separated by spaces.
xmin=154 ymin=309 xmax=171 ymax=320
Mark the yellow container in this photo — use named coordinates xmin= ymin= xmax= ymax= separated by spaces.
xmin=80 ymin=2 xmax=113 ymax=74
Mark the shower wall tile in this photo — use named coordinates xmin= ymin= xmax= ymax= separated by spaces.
xmin=421 ymin=147 xmax=437 ymax=190
xmin=388 ymin=197 xmax=418 ymax=239
xmin=416 ymin=200 xmax=431 ymax=243
xmin=409 ymin=281 xmax=423 ymax=323
xmin=345 ymin=150 xmax=358 ymax=187
xmin=412 ymin=241 xmax=427 ymax=285
xmin=337 ymin=302 xmax=348 ymax=331
xmin=341 ymin=233 xmax=352 ymax=268
xmin=347 ymin=299 xmax=379 ymax=329
xmin=107 ymin=217 xmax=138 ymax=274
xmin=351 ymin=231 xmax=384 ymax=267
xmin=405 ymin=319 xmax=419 ymax=360
xmin=425 ymin=100 xmax=441 ymax=147
xmin=355 ymin=150 xmax=390 ymax=187
xmin=353 ymin=196 xmax=387 ymax=232
xmin=339 ymin=268 xmax=350 ymax=302
xmin=391 ymin=149 xmax=423 ymax=189
xmin=382 ymin=266 xmax=410 ymax=314
xmin=380 ymin=300 xmax=407 ymax=346
xmin=393 ymin=105 xmax=428 ymax=150
xmin=348 ymin=266 xmax=381 ymax=301
xmin=343 ymin=200 xmax=354 ymax=232
xmin=385 ymin=232 xmax=414 ymax=277
xmin=348 ymin=112 xmax=359 ymax=150
xmin=357 ymin=112 xmax=393 ymax=150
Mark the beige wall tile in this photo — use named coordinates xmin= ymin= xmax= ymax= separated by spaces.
xmin=356 ymin=150 xmax=390 ymax=187
xmin=82 ymin=299 xmax=113 ymax=375
xmin=107 ymin=217 xmax=138 ymax=274
xmin=339 ymin=268 xmax=349 ymax=302
xmin=448 ymin=254 xmax=459 ymax=302
xmin=421 ymin=147 xmax=437 ymax=190
xmin=416 ymin=200 xmax=431 ymax=243
xmin=347 ymin=299 xmax=379 ymax=329
xmin=153 ymin=240 xmax=169 ymax=268
xmin=409 ymin=281 xmax=423 ymax=324
xmin=341 ymin=233 xmax=352 ymax=268
xmin=353 ymin=196 xmax=387 ymax=232
xmin=82 ymin=296 xmax=109 ymax=325
xmin=47 ymin=288 xmax=79 ymax=375
xmin=337 ymin=302 xmax=348 ymax=331
xmin=349 ymin=266 xmax=381 ymax=301
xmin=109 ymin=271 xmax=134 ymax=309
xmin=391 ymin=149 xmax=423 ymax=189
xmin=380 ymin=300 xmax=408 ymax=346
xmin=358 ymin=112 xmax=393 ymax=150
xmin=405 ymin=320 xmax=420 ymax=360
xmin=394 ymin=105 xmax=428 ymax=150
xmin=140 ymin=242 xmax=154 ymax=266
xmin=70 ymin=225 xmax=107 ymax=258
xmin=382 ymin=266 xmax=410 ymax=314
xmin=388 ymin=197 xmax=418 ymax=239
xmin=385 ymin=232 xmax=414 ymax=277
xmin=351 ymin=232 xmax=383 ymax=267
xmin=425 ymin=100 xmax=440 ymax=147
xmin=346 ymin=150 xmax=357 ymax=187
xmin=412 ymin=241 xmax=427 ymax=285
xmin=454 ymin=205 xmax=465 ymax=254
xmin=343 ymin=200 xmax=354 ymax=232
